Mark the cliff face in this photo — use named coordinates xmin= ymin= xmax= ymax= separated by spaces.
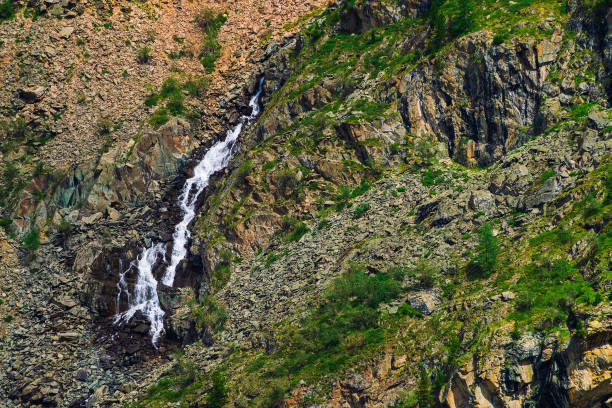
xmin=1 ymin=0 xmax=611 ymax=407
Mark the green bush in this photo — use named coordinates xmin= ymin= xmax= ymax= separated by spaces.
xmin=22 ymin=228 xmax=40 ymax=251
xmin=421 ymin=168 xmax=446 ymax=186
xmin=184 ymin=76 xmax=210 ymax=97
xmin=511 ymin=258 xmax=602 ymax=330
xmin=492 ymin=31 xmax=508 ymax=45
xmin=149 ymin=108 xmax=170 ymax=127
xmin=353 ymin=202 xmax=370 ymax=218
xmin=277 ymin=168 xmax=298 ymax=197
xmin=97 ymin=116 xmax=113 ymax=135
xmin=55 ymin=219 xmax=74 ymax=247
xmin=417 ymin=369 xmax=434 ymax=408
xmin=414 ymin=259 xmax=438 ymax=288
xmin=282 ymin=217 xmax=310 ymax=242
xmin=137 ymin=46 xmax=153 ymax=63
xmin=0 ymin=216 xmax=13 ymax=235
xmin=3 ymin=315 xmax=13 ymax=323
xmin=144 ymin=94 xmax=160 ymax=106
xmin=0 ymin=0 xmax=15 ymax=22
xmin=194 ymin=8 xmax=226 ymax=73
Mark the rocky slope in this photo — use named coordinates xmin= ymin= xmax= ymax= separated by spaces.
xmin=1 ymin=0 xmax=612 ymax=407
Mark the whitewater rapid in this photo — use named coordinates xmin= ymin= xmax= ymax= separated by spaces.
xmin=114 ymin=78 xmax=265 ymax=346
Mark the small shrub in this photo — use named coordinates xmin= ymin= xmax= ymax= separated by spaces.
xmin=97 ymin=116 xmax=113 ymax=135
xmin=421 ymin=168 xmax=445 ymax=186
xmin=235 ymin=160 xmax=252 ymax=184
xmin=539 ymin=170 xmax=556 ymax=184
xmin=149 ymin=108 xmax=169 ymax=127
xmin=0 ymin=216 xmax=13 ymax=235
xmin=192 ymin=295 xmax=227 ymax=332
xmin=397 ymin=303 xmax=423 ymax=318
xmin=166 ymin=92 xmax=185 ymax=115
xmin=416 ymin=369 xmax=434 ymax=408
xmin=3 ymin=315 xmax=13 ymax=323
xmin=194 ymin=8 xmax=225 ymax=32
xmin=137 ymin=46 xmax=153 ymax=63
xmin=265 ymin=253 xmax=279 ymax=266
xmin=492 ymin=31 xmax=508 ymax=45
xmin=283 ymin=218 xmax=309 ymax=242
xmin=144 ymin=94 xmax=160 ymax=106
xmin=184 ymin=76 xmax=210 ymax=97
xmin=211 ymin=261 xmax=231 ymax=292
xmin=277 ymin=168 xmax=298 ymax=197
xmin=353 ymin=203 xmax=370 ymax=218
xmin=415 ymin=259 xmax=438 ymax=288
xmin=194 ymin=8 xmax=226 ymax=73
xmin=22 ymin=228 xmax=40 ymax=251
xmin=510 ymin=321 xmax=521 ymax=340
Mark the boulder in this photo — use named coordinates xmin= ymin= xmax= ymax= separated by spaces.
xmin=469 ymin=190 xmax=496 ymax=213
xmin=58 ymin=26 xmax=74 ymax=39
xmin=587 ymin=109 xmax=611 ymax=130
xmin=17 ymin=86 xmax=47 ymax=103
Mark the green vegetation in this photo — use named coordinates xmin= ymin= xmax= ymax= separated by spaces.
xmin=511 ymin=258 xmax=600 ymax=330
xmin=137 ymin=46 xmax=153 ymax=63
xmin=421 ymin=168 xmax=446 ymax=186
xmin=0 ymin=0 xmax=15 ymax=22
xmin=281 ymin=217 xmax=310 ymax=242
xmin=0 ymin=216 xmax=13 ymax=236
xmin=145 ymin=76 xmax=209 ymax=126
xmin=149 ymin=108 xmax=170 ymax=127
xmin=194 ymin=8 xmax=227 ymax=72
xmin=332 ymin=181 xmax=371 ymax=212
xmin=206 ymin=370 xmax=228 ymax=408
xmin=238 ymin=264 xmax=407 ymax=404
xmin=570 ymin=103 xmax=595 ymax=122
xmin=191 ymin=294 xmax=228 ymax=333
xmin=128 ymin=351 xmax=201 ymax=408
xmin=466 ymin=223 xmax=499 ymax=278
xmin=353 ymin=202 xmax=370 ymax=218
xmin=21 ymin=228 xmax=40 ymax=252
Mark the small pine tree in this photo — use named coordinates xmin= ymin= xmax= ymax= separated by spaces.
xmin=475 ymin=223 xmax=499 ymax=275
xmin=429 ymin=5 xmax=447 ymax=52
xmin=417 ymin=369 xmax=434 ymax=408
xmin=453 ymin=0 xmax=476 ymax=37
xmin=206 ymin=370 xmax=228 ymax=408
xmin=467 ymin=223 xmax=499 ymax=278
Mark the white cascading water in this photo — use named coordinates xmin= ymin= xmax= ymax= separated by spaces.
xmin=113 ymin=78 xmax=265 ymax=346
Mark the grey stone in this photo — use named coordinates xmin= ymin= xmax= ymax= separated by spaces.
xmin=17 ymin=86 xmax=47 ymax=103
xmin=501 ymin=291 xmax=516 ymax=301
xmin=469 ymin=190 xmax=496 ymax=213
xmin=59 ymin=26 xmax=74 ymax=39
xmin=588 ymin=109 xmax=611 ymax=130
xmin=74 ymin=369 xmax=88 ymax=381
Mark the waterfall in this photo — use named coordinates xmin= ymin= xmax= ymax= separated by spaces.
xmin=162 ymin=77 xmax=264 ymax=287
xmin=113 ymin=78 xmax=265 ymax=346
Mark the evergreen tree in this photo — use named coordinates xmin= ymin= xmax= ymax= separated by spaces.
xmin=475 ymin=223 xmax=499 ymax=275
xmin=417 ymin=369 xmax=434 ymax=408
xmin=207 ymin=370 xmax=228 ymax=408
